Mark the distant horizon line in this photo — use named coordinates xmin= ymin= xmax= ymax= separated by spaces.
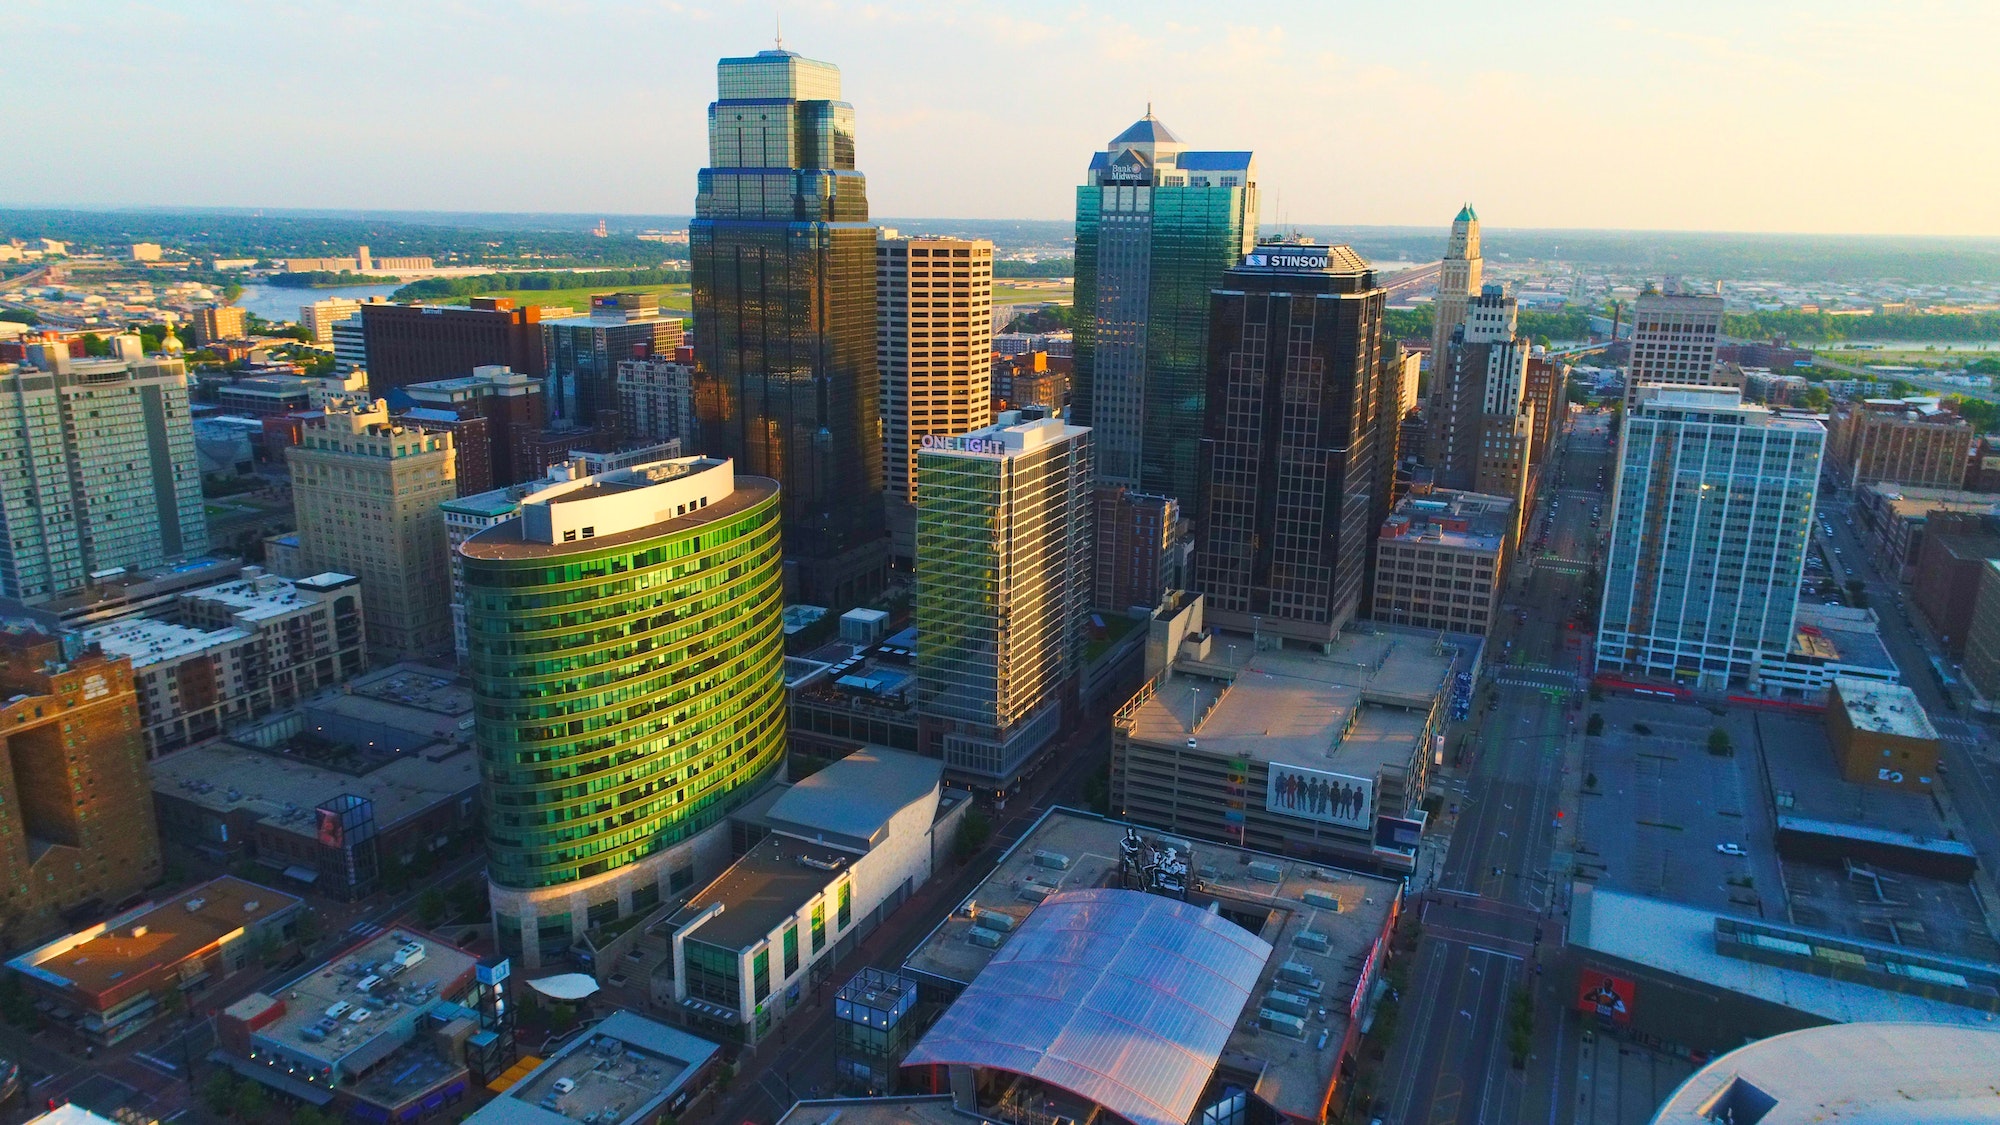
xmin=1 ymin=202 xmax=1997 ymax=243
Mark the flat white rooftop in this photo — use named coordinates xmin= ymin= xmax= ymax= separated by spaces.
xmin=1833 ymin=677 xmax=1937 ymax=740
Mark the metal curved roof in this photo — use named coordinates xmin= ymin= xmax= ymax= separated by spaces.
xmin=905 ymin=888 xmax=1272 ymax=1125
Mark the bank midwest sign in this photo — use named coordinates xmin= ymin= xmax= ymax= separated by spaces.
xmin=1243 ymin=247 xmax=1330 ymax=270
xmin=921 ymin=433 xmax=1007 ymax=455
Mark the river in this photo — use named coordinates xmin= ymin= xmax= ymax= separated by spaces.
xmin=232 ymin=282 xmax=403 ymax=322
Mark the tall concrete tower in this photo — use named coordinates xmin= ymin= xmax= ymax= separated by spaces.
xmin=1431 ymin=204 xmax=1484 ymax=366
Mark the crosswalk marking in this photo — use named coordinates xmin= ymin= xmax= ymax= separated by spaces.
xmin=348 ymin=921 xmax=385 ymax=938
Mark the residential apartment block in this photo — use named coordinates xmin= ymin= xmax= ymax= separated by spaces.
xmin=917 ymin=411 xmax=1092 ymax=795
xmin=1597 ymin=387 xmax=1824 ymax=690
xmin=76 ymin=570 xmax=365 ymax=757
xmin=0 ymin=345 xmax=207 ymax=603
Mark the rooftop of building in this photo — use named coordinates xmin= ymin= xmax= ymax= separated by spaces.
xmin=1858 ymin=482 xmax=1998 ymax=520
xmin=8 ymin=876 xmax=302 ymax=999
xmin=1123 ymin=627 xmax=1454 ymax=767
xmin=1783 ymin=604 xmax=1897 ymax=673
xmin=1231 ymin=243 xmax=1372 ymax=278
xmin=470 ymin=1011 xmax=717 ymax=1125
xmin=1380 ymin=489 xmax=1515 ymax=552
xmin=1648 ymin=1022 xmax=2000 ymax=1124
xmin=1570 ymin=884 xmax=2000 ymax=1030
xmin=1832 ymin=677 xmax=1938 ymax=740
xmin=32 ymin=557 xmax=244 ymax=625
xmin=80 ymin=615 xmax=251 ymax=668
xmin=1632 ymin=385 xmax=1826 ymax=431
xmin=665 ymin=834 xmax=859 ymax=953
xmin=773 ymin=1097 xmax=962 ymax=1125
xmin=462 ymin=461 xmax=773 ymax=562
xmin=915 ymin=409 xmax=1086 ymax=461
xmin=248 ymin=928 xmax=477 ymax=1073
xmin=903 ymin=808 xmax=1401 ymax=1125
xmin=150 ymin=737 xmax=480 ymax=844
xmin=764 ymin=747 xmax=940 ymax=851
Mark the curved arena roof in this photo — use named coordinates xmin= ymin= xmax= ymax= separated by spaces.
xmin=905 ymin=887 xmax=1272 ymax=1125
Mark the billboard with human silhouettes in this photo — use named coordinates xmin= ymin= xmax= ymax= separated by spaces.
xmin=1265 ymin=763 xmax=1374 ymax=830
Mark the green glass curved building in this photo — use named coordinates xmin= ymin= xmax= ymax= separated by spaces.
xmin=462 ymin=456 xmax=786 ymax=967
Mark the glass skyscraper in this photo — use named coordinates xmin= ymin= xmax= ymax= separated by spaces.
xmin=462 ymin=456 xmax=786 ymax=967
xmin=690 ymin=49 xmax=885 ymax=607
xmin=1072 ymin=113 xmax=1257 ymax=501
xmin=916 ymin=411 xmax=1092 ymax=795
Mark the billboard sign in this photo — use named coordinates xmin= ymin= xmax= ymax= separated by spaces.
xmin=921 ymin=433 xmax=1007 ymax=455
xmin=1375 ymin=814 xmax=1425 ymax=850
xmin=1242 ymin=247 xmax=1330 ymax=271
xmin=317 ymin=807 xmax=345 ymax=848
xmin=1266 ymin=763 xmax=1374 ymax=830
xmin=1575 ymin=972 xmax=1635 ymax=1026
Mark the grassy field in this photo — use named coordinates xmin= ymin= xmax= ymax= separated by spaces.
xmin=1820 ymin=345 xmax=1995 ymax=367
xmin=439 ymin=282 xmax=690 ymax=315
xmin=994 ymin=280 xmax=1072 ymax=306
xmin=438 ymin=278 xmax=1061 ymax=318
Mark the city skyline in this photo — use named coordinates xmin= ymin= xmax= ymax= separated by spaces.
xmin=9 ymin=1 xmax=1999 ymax=237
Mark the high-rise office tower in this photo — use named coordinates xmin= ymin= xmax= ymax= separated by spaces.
xmin=878 ymin=235 xmax=995 ymax=505
xmin=399 ymin=365 xmax=547 ymax=488
xmin=462 ymin=456 xmax=785 ymax=968
xmin=690 ymin=48 xmax=885 ymax=607
xmin=540 ymin=292 xmax=684 ymax=427
xmin=0 ymin=625 xmax=162 ymax=947
xmin=1425 ymin=286 xmax=1534 ymax=512
xmin=1194 ymin=245 xmax=1388 ymax=646
xmin=916 ymin=411 xmax=1092 ymax=796
xmin=1072 ymin=112 xmax=1257 ymax=500
xmin=878 ymin=234 xmax=994 ymax=566
xmin=0 ymin=344 xmax=206 ymax=603
xmin=288 ymin=399 xmax=458 ymax=659
xmin=1622 ymin=286 xmax=1725 ymax=409
xmin=1597 ymin=386 xmax=1823 ymax=690
xmin=617 ymin=349 xmax=698 ymax=447
xmin=1431 ymin=204 xmax=1483 ymax=367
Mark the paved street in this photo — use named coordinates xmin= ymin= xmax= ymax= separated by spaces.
xmin=1377 ymin=409 xmax=1609 ymax=1125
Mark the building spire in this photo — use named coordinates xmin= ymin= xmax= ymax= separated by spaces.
xmin=774 ymin=13 xmax=783 ymax=49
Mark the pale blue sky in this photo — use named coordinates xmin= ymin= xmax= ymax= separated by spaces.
xmin=9 ymin=0 xmax=1995 ymax=234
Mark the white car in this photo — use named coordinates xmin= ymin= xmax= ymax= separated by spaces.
xmin=1716 ymin=843 xmax=1747 ymax=856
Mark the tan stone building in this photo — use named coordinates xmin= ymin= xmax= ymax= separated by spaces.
xmin=190 ymin=303 xmax=246 ymax=346
xmin=0 ymin=629 xmax=162 ymax=948
xmin=288 ymin=399 xmax=457 ymax=659
xmin=878 ymin=235 xmax=994 ymax=505
xmin=1827 ymin=397 xmax=1973 ymax=490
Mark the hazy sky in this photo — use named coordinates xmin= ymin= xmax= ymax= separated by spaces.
xmin=11 ymin=1 xmax=1997 ymax=235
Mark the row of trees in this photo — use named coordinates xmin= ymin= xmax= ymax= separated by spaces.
xmin=392 ymin=267 xmax=689 ymax=302
xmin=1725 ymin=309 xmax=2000 ymax=344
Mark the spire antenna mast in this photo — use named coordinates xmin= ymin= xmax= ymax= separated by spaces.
xmin=774 ymin=14 xmax=783 ymax=49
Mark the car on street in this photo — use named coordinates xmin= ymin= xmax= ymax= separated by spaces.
xmin=1716 ymin=842 xmax=1747 ymax=856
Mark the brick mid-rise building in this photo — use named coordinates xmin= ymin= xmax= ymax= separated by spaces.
xmin=1909 ymin=510 xmax=2000 ymax=656
xmin=360 ymin=298 xmax=544 ymax=398
xmin=0 ymin=627 xmax=162 ymax=947
xmin=1827 ymin=397 xmax=1973 ymax=490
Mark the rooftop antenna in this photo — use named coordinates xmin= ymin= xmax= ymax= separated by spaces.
xmin=774 ymin=14 xmax=783 ymax=50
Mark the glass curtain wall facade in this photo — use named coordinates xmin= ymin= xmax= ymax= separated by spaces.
xmin=915 ymin=415 xmax=1092 ymax=790
xmin=464 ymin=469 xmax=786 ymax=961
xmin=1194 ymin=247 xmax=1389 ymax=646
xmin=1596 ymin=387 xmax=1823 ymax=691
xmin=690 ymin=49 xmax=885 ymax=607
xmin=1072 ymin=116 xmax=1256 ymax=502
